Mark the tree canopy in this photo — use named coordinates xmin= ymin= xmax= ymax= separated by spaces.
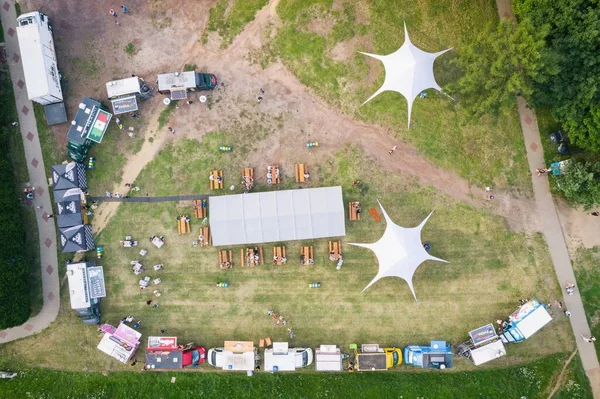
xmin=449 ymin=18 xmax=555 ymax=120
xmin=514 ymin=0 xmax=600 ymax=151
xmin=555 ymin=160 xmax=600 ymax=209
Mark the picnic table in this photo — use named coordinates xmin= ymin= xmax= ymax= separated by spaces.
xmin=349 ymin=201 xmax=361 ymax=221
xmin=273 ymin=246 xmax=287 ymax=265
xmin=328 ymin=241 xmax=342 ymax=261
xmin=294 ymin=163 xmax=309 ymax=183
xmin=242 ymin=168 xmax=254 ymax=192
xmin=300 ymin=246 xmax=314 ymax=265
xmin=241 ymin=247 xmax=264 ymax=267
xmin=267 ymin=165 xmax=280 ymax=185
xmin=198 ymin=227 xmax=212 ymax=247
xmin=210 ymin=170 xmax=224 ymax=190
xmin=177 ymin=215 xmax=191 ymax=234
xmin=218 ymin=250 xmax=233 ymax=269
xmin=193 ymin=199 xmax=208 ymax=218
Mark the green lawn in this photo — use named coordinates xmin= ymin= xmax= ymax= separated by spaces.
xmin=572 ymin=247 xmax=600 ymax=362
xmin=262 ymin=0 xmax=530 ymax=192
xmin=207 ymin=0 xmax=269 ymax=47
xmin=0 ymin=353 xmax=591 ymax=399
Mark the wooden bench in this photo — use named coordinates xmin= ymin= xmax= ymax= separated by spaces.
xmin=267 ymin=165 xmax=280 ymax=185
xmin=300 ymin=246 xmax=314 ymax=265
xmin=210 ymin=170 xmax=223 ymax=190
xmin=198 ymin=227 xmax=212 ymax=247
xmin=193 ymin=199 xmax=208 ymax=218
xmin=177 ymin=215 xmax=191 ymax=234
xmin=273 ymin=246 xmax=287 ymax=265
xmin=242 ymin=168 xmax=254 ymax=192
xmin=328 ymin=241 xmax=342 ymax=261
xmin=294 ymin=163 xmax=309 ymax=183
xmin=241 ymin=247 xmax=264 ymax=267
xmin=349 ymin=201 xmax=361 ymax=221
xmin=218 ymin=250 xmax=233 ymax=269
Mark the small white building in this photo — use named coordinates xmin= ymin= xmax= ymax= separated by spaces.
xmin=315 ymin=345 xmax=343 ymax=371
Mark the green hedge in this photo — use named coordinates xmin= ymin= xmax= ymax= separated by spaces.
xmin=0 ymin=72 xmax=31 ymax=328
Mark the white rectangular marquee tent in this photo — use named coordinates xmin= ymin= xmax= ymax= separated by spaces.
xmin=209 ymin=186 xmax=345 ymax=246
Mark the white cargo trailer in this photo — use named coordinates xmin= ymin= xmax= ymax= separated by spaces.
xmin=16 ymin=12 xmax=63 ymax=105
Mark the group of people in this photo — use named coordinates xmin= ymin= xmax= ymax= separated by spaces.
xmin=246 ymin=247 xmax=260 ymax=266
xmin=220 ymin=260 xmax=232 ymax=269
xmin=209 ymin=174 xmax=223 ymax=184
xmin=565 ymin=282 xmax=576 ymax=295
xmin=242 ymin=174 xmax=254 ymax=193
xmin=329 ymin=252 xmax=344 ymax=270
xmin=131 ymin=260 xmax=144 ymax=275
xmin=266 ymin=310 xmax=295 ymax=338
xmin=273 ymin=255 xmax=287 ymax=265
xmin=300 ymin=254 xmax=314 ymax=265
xmin=266 ymin=166 xmax=279 ymax=185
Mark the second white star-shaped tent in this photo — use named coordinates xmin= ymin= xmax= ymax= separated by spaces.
xmin=350 ymin=201 xmax=448 ymax=300
xmin=360 ymin=23 xmax=451 ymax=127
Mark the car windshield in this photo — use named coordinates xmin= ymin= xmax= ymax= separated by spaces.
xmin=393 ymin=351 xmax=398 ymax=365
xmin=302 ymin=350 xmax=308 ymax=365
xmin=210 ymin=350 xmax=217 ymax=365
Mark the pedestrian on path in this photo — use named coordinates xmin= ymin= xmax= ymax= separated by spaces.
xmin=485 ymin=186 xmax=492 ymax=192
xmin=121 ymin=5 xmax=129 ymax=13
xmin=564 ymin=310 xmax=571 ymax=317
xmin=168 ymin=127 xmax=175 ymax=134
xmin=257 ymin=96 xmax=263 ymax=103
xmin=589 ymin=211 xmax=599 ymax=217
xmin=186 ymin=100 xmax=193 ymax=105
xmin=47 ymin=214 xmax=54 ymax=218
xmin=582 ymin=335 xmax=597 ymax=343
xmin=11 ymin=121 xmax=18 ymax=126
xmin=260 ymin=88 xmax=265 ymax=95
xmin=35 ymin=205 xmax=43 ymax=209
xmin=109 ymin=9 xmax=117 ymax=17
xmin=487 ymin=194 xmax=494 ymax=200
xmin=389 ymin=145 xmax=398 ymax=155
xmin=536 ymin=168 xmax=549 ymax=177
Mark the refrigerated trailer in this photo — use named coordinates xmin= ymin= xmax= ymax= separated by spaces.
xmin=16 ymin=12 xmax=63 ymax=105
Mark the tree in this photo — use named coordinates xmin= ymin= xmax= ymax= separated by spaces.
xmin=514 ymin=0 xmax=600 ymax=151
xmin=448 ymin=18 xmax=556 ymax=120
xmin=555 ymin=160 xmax=600 ymax=209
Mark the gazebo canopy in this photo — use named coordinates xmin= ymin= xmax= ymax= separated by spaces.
xmin=350 ymin=201 xmax=448 ymax=300
xmin=360 ymin=23 xmax=451 ymax=127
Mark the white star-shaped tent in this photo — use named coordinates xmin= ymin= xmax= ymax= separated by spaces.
xmin=350 ymin=201 xmax=448 ymax=300
xmin=360 ymin=23 xmax=451 ymax=127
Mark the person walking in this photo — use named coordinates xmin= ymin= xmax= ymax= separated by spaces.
xmin=47 ymin=214 xmax=54 ymax=218
xmin=121 ymin=5 xmax=129 ymax=13
xmin=589 ymin=211 xmax=599 ymax=217
xmin=257 ymin=96 xmax=263 ymax=103
xmin=168 ymin=127 xmax=175 ymax=134
xmin=388 ymin=145 xmax=398 ymax=155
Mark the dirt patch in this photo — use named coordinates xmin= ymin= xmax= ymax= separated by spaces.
xmin=329 ymin=36 xmax=362 ymax=62
xmin=306 ymin=14 xmax=335 ymax=36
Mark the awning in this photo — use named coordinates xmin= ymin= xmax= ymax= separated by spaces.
xmin=111 ymin=95 xmax=138 ymax=115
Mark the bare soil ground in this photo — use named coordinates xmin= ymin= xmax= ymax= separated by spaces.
xmin=21 ymin=0 xmax=548 ymax=237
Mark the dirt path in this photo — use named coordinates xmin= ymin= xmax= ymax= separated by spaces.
xmin=547 ymin=349 xmax=578 ymax=398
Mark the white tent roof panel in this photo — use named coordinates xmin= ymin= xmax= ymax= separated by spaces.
xmin=209 ymin=187 xmax=345 ymax=246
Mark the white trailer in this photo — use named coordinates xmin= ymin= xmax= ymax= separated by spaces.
xmin=16 ymin=12 xmax=63 ymax=105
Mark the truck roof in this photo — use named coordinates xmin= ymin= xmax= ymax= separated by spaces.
xmin=158 ymin=71 xmax=196 ymax=91
xmin=16 ymin=12 xmax=62 ymax=101
xmin=356 ymin=353 xmax=387 ymax=370
xmin=106 ymin=77 xmax=141 ymax=99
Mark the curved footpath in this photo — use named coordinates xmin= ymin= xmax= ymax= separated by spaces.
xmin=0 ymin=1 xmax=60 ymax=343
xmin=496 ymin=1 xmax=600 ymax=396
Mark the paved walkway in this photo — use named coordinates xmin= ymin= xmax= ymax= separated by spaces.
xmin=495 ymin=1 xmax=600 ymax=396
xmin=90 ymin=194 xmax=210 ymax=203
xmin=0 ymin=1 xmax=60 ymax=344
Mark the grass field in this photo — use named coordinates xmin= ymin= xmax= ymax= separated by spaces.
xmin=0 ymin=353 xmax=592 ymax=399
xmin=572 ymin=246 xmax=600 ymax=362
xmin=260 ymin=0 xmax=530 ymax=192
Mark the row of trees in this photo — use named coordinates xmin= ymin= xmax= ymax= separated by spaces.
xmin=0 ymin=73 xmax=32 ymax=328
xmin=450 ymin=0 xmax=600 ymax=151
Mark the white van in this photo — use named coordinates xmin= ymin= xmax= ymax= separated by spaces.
xmin=264 ymin=342 xmax=313 ymax=372
xmin=207 ymin=341 xmax=256 ymax=371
